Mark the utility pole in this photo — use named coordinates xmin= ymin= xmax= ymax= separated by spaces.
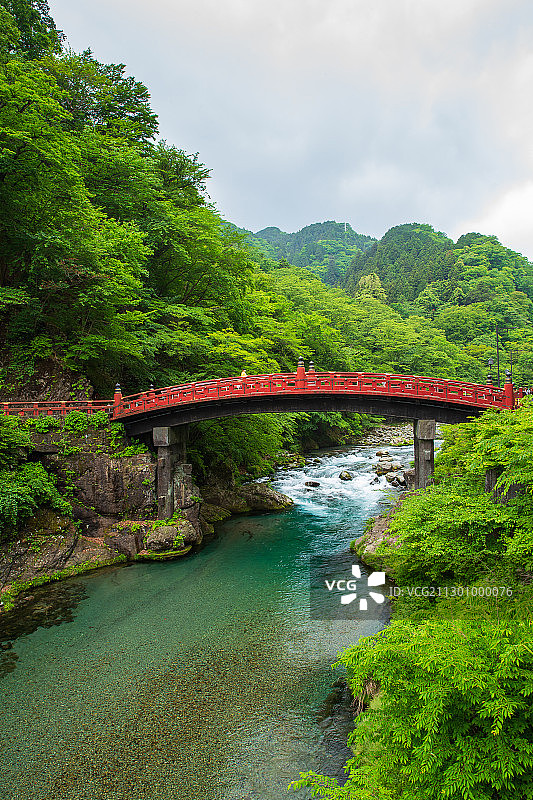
xmin=509 ymin=350 xmax=517 ymax=381
xmin=495 ymin=325 xmax=501 ymax=387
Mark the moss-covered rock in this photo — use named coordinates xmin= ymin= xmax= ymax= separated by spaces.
xmin=351 ymin=513 xmax=399 ymax=573
xmin=239 ymin=482 xmax=293 ymax=512
xmin=200 ymin=503 xmax=232 ymax=524
xmin=0 ymin=510 xmax=126 ymax=610
xmin=135 ymin=546 xmax=192 ymax=561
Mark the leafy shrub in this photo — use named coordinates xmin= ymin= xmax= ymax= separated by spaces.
xmin=0 ymin=462 xmax=71 ymax=542
xmin=0 ymin=416 xmax=33 ymax=468
xmin=292 ymin=611 xmax=533 ymax=800
xmin=118 ymin=444 xmax=148 ymax=457
xmin=371 ymin=403 xmax=533 ymax=584
xmin=87 ymin=409 xmax=111 ymax=429
xmin=62 ymin=410 xmax=89 ymax=433
xmin=30 ymin=415 xmax=62 ymax=433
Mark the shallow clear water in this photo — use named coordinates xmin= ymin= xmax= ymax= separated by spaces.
xmin=0 ymin=443 xmax=412 ymax=800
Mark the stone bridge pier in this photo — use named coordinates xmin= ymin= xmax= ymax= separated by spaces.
xmin=413 ymin=419 xmax=436 ymax=490
xmin=152 ymin=425 xmax=192 ymax=518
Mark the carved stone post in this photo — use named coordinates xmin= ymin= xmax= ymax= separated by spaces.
xmin=413 ymin=419 xmax=436 ymax=490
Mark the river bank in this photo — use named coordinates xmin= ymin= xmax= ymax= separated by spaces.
xmin=0 ymin=423 xmax=294 ymax=610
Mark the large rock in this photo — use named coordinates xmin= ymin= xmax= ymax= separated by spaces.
xmin=339 ymin=471 xmax=353 ymax=481
xmin=200 ymin=504 xmax=232 ymax=524
xmin=403 ymin=468 xmax=416 ymax=489
xmin=144 ymin=520 xmax=196 ymax=553
xmin=0 ymin=510 xmax=125 ymax=600
xmin=239 ymin=483 xmax=293 ymax=512
xmin=201 ymin=481 xmax=293 ymax=514
xmin=38 ymin=429 xmax=157 ymax=522
xmin=103 ymin=516 xmax=201 ymax=559
xmin=376 ymin=462 xmax=393 ymax=475
xmin=351 ymin=513 xmax=400 ymax=572
xmin=0 ymin=358 xmax=94 ymax=402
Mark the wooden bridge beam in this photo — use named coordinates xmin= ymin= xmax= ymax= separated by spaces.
xmin=413 ymin=419 xmax=436 ymax=490
xmin=153 ymin=425 xmax=189 ymax=518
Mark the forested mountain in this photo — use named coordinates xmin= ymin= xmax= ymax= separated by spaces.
xmin=344 ymin=223 xmax=453 ymax=300
xmin=343 ymin=223 xmax=533 ymax=386
xmin=244 ymin=221 xmax=375 ymax=285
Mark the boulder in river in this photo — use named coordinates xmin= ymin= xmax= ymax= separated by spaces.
xmin=201 ymin=482 xmax=293 ymax=514
xmin=376 ymin=462 xmax=393 ymax=475
xmin=305 ymin=480 xmax=320 ymax=487
xmin=144 ymin=523 xmax=194 ymax=552
xmin=376 ymin=450 xmax=389 ymax=456
xmin=339 ymin=471 xmax=353 ymax=481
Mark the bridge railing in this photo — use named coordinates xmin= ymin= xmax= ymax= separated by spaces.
xmin=1 ymin=399 xmax=113 ymax=419
xmin=114 ymin=372 xmax=511 ymax=418
xmin=0 ymin=372 xmax=516 ymax=420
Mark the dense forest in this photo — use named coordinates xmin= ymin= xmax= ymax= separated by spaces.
xmin=344 ymin=223 xmax=533 ymax=386
xmin=2 ymin=2 xmax=533 ymax=799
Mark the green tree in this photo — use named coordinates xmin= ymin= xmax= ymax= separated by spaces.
xmin=0 ymin=0 xmax=62 ymax=58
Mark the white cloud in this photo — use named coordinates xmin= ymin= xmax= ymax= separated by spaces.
xmin=454 ymin=182 xmax=533 ymax=259
xmin=48 ymin=0 xmax=533 ymax=255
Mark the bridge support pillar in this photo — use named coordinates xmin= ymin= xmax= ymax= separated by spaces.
xmin=153 ymin=426 xmax=189 ymax=518
xmin=413 ymin=419 xmax=436 ymax=490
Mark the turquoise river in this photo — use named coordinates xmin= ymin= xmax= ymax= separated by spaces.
xmin=0 ymin=442 xmax=411 ymax=800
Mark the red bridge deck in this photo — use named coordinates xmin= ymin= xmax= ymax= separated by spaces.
xmin=1 ymin=371 xmax=519 ymax=421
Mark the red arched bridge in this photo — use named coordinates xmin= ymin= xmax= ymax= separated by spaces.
xmin=1 ymin=364 xmax=523 ymax=514
xmin=1 ymin=367 xmax=520 ymax=429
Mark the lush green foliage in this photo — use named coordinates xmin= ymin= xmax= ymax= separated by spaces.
xmin=0 ymin=414 xmax=32 ymax=466
xmin=375 ymin=403 xmax=533 ymax=583
xmin=293 ymin=613 xmax=533 ymax=800
xmin=344 ymin=224 xmax=533 ymax=384
xmin=189 ymin=414 xmax=295 ymax=481
xmin=0 ymin=461 xmax=70 ymax=539
xmin=0 ymin=416 xmax=70 ymax=540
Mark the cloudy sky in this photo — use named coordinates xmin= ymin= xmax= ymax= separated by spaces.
xmin=48 ymin=0 xmax=533 ymax=258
